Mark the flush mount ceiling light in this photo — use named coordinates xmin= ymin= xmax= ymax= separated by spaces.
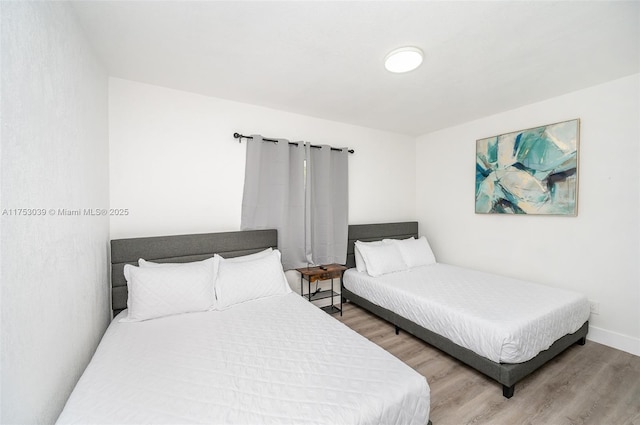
xmin=384 ymin=46 xmax=424 ymax=73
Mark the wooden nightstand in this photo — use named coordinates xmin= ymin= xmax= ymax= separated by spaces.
xmin=296 ymin=264 xmax=347 ymax=315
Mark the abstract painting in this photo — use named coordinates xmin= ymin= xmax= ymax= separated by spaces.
xmin=476 ymin=119 xmax=579 ymax=215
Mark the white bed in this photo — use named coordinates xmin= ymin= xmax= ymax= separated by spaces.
xmin=57 ymin=230 xmax=430 ymax=424
xmin=342 ymin=222 xmax=591 ymax=398
xmin=58 ymin=293 xmax=430 ymax=424
xmin=343 ymin=264 xmax=590 ymax=364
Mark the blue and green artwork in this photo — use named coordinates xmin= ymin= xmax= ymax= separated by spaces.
xmin=476 ymin=119 xmax=579 ymax=215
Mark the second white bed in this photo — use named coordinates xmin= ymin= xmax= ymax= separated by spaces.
xmin=343 ymin=263 xmax=590 ymax=364
xmin=57 ymin=292 xmax=430 ymax=424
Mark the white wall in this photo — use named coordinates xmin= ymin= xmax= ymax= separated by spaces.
xmin=109 ymin=78 xmax=416 ymax=239
xmin=1 ymin=3 xmax=110 ymax=423
xmin=416 ymin=74 xmax=640 ymax=356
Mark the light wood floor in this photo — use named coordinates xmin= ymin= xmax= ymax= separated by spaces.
xmin=336 ymin=302 xmax=640 ymax=425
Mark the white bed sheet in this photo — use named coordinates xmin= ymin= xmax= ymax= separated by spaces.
xmin=343 ymin=264 xmax=590 ymax=364
xmin=57 ymin=293 xmax=430 ymax=425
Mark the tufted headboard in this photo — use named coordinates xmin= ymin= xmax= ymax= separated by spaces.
xmin=110 ymin=229 xmax=278 ymax=317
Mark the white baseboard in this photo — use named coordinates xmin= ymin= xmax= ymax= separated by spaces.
xmin=587 ymin=326 xmax=640 ymax=357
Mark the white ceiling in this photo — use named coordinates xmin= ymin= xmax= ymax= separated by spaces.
xmin=71 ymin=1 xmax=639 ymax=136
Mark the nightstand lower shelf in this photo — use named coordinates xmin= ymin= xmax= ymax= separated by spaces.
xmin=309 ymin=289 xmax=339 ymax=302
xmin=320 ymin=305 xmax=341 ymax=314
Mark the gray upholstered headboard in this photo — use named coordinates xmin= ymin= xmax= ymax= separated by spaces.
xmin=110 ymin=229 xmax=278 ymax=316
xmin=346 ymin=222 xmax=419 ymax=268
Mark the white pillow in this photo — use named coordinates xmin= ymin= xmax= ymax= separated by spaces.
xmin=121 ymin=258 xmax=217 ymax=322
xmin=353 ymin=240 xmax=385 ymax=273
xmin=355 ymin=240 xmax=407 ymax=277
xmin=219 ymin=247 xmax=273 ymax=263
xmin=391 ymin=236 xmax=436 ymax=268
xmin=138 ymin=257 xmax=214 ymax=268
xmin=137 ymin=257 xmax=219 ymax=309
xmin=215 ymin=250 xmax=291 ymax=309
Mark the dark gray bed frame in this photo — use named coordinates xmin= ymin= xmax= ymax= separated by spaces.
xmin=110 ymin=229 xmax=278 ymax=316
xmin=342 ymin=221 xmax=588 ymax=399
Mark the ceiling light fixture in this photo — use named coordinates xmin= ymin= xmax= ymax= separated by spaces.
xmin=384 ymin=46 xmax=424 ymax=73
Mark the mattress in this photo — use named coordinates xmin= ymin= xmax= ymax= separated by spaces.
xmin=57 ymin=292 xmax=430 ymax=424
xmin=343 ymin=264 xmax=590 ymax=363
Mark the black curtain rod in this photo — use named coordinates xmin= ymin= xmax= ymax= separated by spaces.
xmin=233 ymin=133 xmax=354 ymax=154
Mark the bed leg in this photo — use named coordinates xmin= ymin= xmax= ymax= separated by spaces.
xmin=395 ymin=325 xmax=400 ymax=335
xmin=503 ymin=384 xmax=515 ymax=399
xmin=576 ymin=336 xmax=586 ymax=346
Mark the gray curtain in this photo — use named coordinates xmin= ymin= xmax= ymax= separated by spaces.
xmin=305 ymin=145 xmax=349 ymax=265
xmin=241 ymin=135 xmax=307 ymax=270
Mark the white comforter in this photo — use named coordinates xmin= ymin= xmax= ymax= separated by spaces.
xmin=343 ymin=264 xmax=590 ymax=364
xmin=57 ymin=292 xmax=430 ymax=424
